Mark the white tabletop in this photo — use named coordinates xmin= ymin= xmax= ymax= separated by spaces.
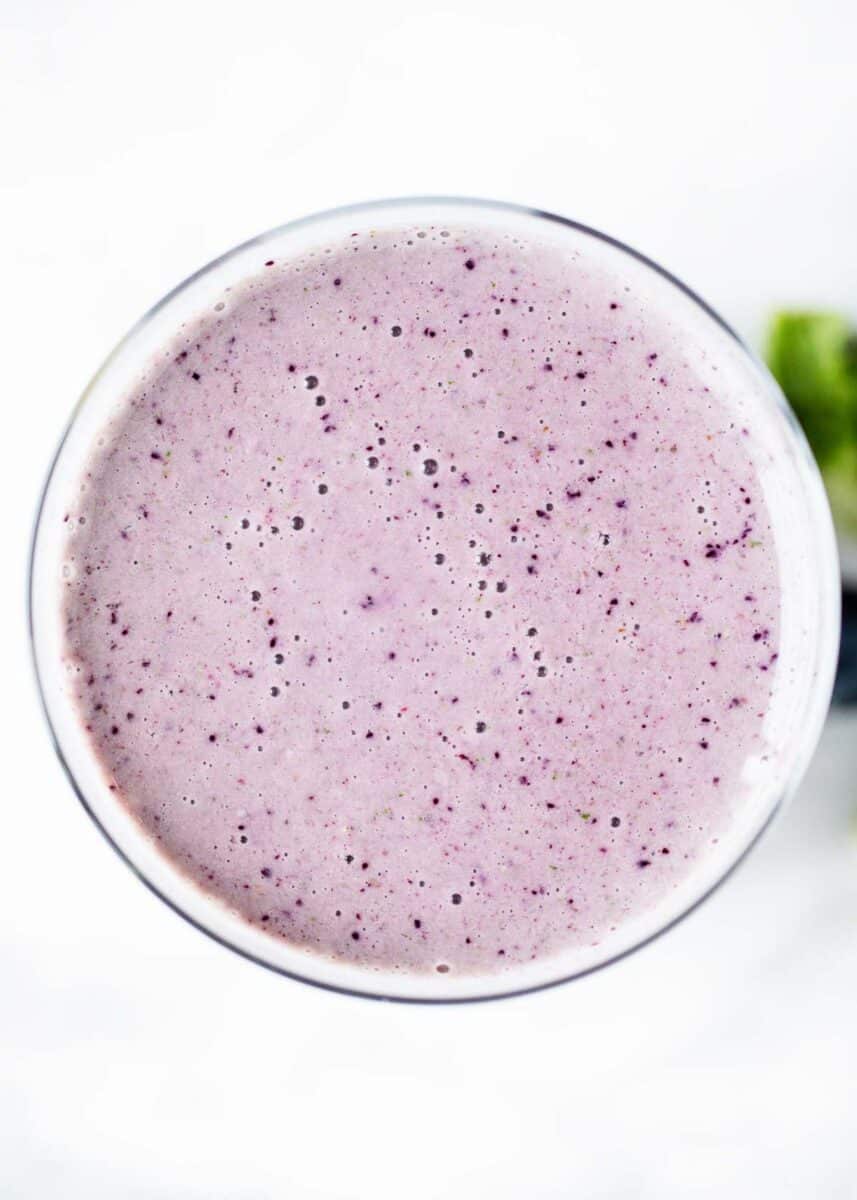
xmin=3 ymin=2 xmax=856 ymax=1196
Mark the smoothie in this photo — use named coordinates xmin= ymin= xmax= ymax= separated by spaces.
xmin=60 ymin=221 xmax=781 ymax=975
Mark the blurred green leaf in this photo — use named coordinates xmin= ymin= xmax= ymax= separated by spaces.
xmin=766 ymin=311 xmax=857 ymax=534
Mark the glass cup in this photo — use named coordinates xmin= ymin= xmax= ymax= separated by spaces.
xmin=29 ymin=197 xmax=841 ymax=1002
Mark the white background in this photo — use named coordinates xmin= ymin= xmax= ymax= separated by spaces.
xmin=2 ymin=2 xmax=857 ymax=1196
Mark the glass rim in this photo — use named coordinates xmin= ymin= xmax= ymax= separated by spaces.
xmin=28 ymin=195 xmax=841 ymax=1004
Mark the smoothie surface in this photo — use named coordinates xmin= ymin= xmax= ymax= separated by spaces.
xmin=61 ymin=223 xmax=781 ymax=974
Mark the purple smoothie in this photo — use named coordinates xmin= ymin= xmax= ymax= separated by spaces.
xmin=61 ymin=223 xmax=780 ymax=975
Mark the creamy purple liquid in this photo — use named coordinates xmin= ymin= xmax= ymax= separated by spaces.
xmin=61 ymin=224 xmax=780 ymax=975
